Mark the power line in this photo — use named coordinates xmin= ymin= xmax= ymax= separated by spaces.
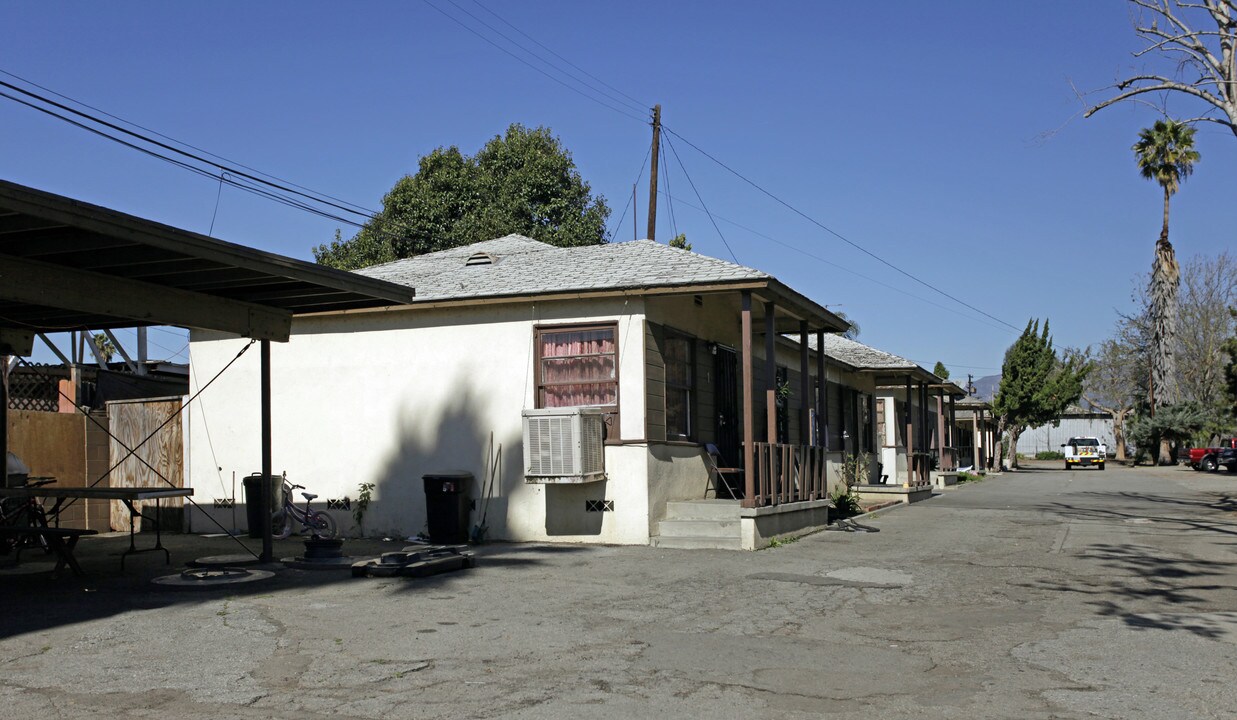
xmin=607 ymin=143 xmax=652 ymax=241
xmin=662 ymin=126 xmax=1021 ymax=333
xmin=655 ymin=189 xmax=1012 ymax=334
xmin=661 ymin=132 xmax=738 ymax=264
xmin=0 ymin=77 xmax=377 ymax=219
xmin=420 ymin=0 xmax=646 ymax=124
xmin=0 ymin=68 xmax=375 ymax=215
xmin=444 ymin=0 xmax=648 ymax=116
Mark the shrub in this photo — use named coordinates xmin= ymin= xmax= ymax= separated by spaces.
xmin=1035 ymin=451 xmax=1064 ymax=460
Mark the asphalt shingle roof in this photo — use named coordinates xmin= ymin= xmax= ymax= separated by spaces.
xmin=356 ymin=235 xmax=769 ymax=302
xmin=807 ymin=333 xmax=918 ymax=371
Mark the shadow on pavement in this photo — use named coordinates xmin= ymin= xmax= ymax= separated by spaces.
xmin=0 ymin=533 xmax=588 ymax=639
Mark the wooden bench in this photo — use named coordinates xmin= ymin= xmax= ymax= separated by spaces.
xmin=0 ymin=526 xmax=98 ymax=577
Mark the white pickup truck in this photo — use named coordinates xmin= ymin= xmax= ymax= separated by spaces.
xmin=1061 ymin=437 xmax=1106 ymax=471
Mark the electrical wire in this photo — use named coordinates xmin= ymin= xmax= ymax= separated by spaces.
xmin=661 ymin=132 xmax=738 ymax=264
xmin=0 ymin=78 xmax=377 ymax=219
xmin=663 ymin=126 xmax=1020 ymax=333
xmin=0 ymin=68 xmax=375 ymax=215
xmin=444 ymin=0 xmax=648 ymax=116
xmin=421 ymin=0 xmax=646 ymax=124
xmin=469 ymin=0 xmax=649 ymax=112
xmin=655 ymin=190 xmax=1012 ymax=334
xmin=607 ymin=143 xmax=652 ymax=241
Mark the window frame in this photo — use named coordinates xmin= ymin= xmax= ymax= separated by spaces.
xmin=662 ymin=328 xmax=696 ymax=441
xmin=533 ymin=322 xmax=621 ymax=441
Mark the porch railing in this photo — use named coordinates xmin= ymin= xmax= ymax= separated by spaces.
xmin=749 ymin=442 xmax=827 ymax=507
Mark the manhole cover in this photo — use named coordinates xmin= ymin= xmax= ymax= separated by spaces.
xmin=152 ymin=566 xmax=275 ymax=588
xmin=190 ymin=554 xmax=263 ymax=568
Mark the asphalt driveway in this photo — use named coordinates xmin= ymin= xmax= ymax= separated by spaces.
xmin=3 ymin=461 xmax=1236 ymax=718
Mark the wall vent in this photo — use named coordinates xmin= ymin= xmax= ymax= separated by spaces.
xmin=585 ymin=500 xmax=614 ymax=512
xmin=465 ymin=252 xmax=497 ymax=267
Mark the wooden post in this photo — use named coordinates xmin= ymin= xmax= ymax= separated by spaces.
xmin=935 ymin=390 xmax=946 ymax=471
xmin=741 ymin=291 xmax=755 ymax=507
xmin=260 ymin=339 xmax=273 ymax=563
xmin=646 ymin=104 xmax=661 ymax=242
xmin=764 ymin=302 xmax=777 ymax=444
xmin=799 ymin=321 xmax=809 ymax=445
xmin=136 ymin=327 xmax=148 ymax=375
xmin=905 ymin=377 xmax=914 ymax=486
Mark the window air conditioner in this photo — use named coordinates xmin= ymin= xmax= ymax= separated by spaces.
xmin=522 ymin=407 xmax=606 ymax=483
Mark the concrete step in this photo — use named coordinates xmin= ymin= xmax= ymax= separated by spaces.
xmin=664 ymin=500 xmax=741 ymax=521
xmin=657 ymin=518 xmax=740 ymax=538
xmin=650 ymin=534 xmax=743 ymax=551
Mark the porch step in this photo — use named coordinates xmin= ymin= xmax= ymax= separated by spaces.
xmin=663 ymin=500 xmax=741 ymax=521
xmin=650 ymin=534 xmax=743 ymax=551
xmin=657 ymin=518 xmax=740 ymax=537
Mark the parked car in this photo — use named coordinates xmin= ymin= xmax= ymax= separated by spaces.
xmin=1189 ymin=438 xmax=1237 ymax=472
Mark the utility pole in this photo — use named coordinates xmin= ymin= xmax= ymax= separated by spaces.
xmin=967 ymin=373 xmax=975 ymax=396
xmin=646 ymin=104 xmax=661 ymax=242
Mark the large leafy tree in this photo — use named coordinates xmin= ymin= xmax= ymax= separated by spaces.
xmin=1132 ymin=119 xmax=1199 ymax=462
xmin=315 ymin=124 xmax=610 ymax=270
xmin=993 ymin=320 xmax=1089 ymax=470
xmin=1224 ymin=308 xmax=1237 ymax=420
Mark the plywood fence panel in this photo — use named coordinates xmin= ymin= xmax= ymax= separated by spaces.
xmin=107 ymin=398 xmax=183 ymax=532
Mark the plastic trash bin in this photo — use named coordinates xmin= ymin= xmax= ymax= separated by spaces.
xmin=243 ymin=473 xmax=282 ymax=539
xmin=422 ymin=473 xmax=473 ymax=544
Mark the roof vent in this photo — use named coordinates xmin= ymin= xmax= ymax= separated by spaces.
xmin=465 ymin=252 xmax=497 ymax=267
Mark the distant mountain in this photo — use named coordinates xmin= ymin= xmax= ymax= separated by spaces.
xmin=969 ymin=374 xmax=1000 ymax=402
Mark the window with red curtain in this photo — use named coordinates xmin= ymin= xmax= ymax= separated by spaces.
xmin=535 ymin=323 xmax=619 ymax=437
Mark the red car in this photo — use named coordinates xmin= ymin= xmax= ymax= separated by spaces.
xmin=1190 ymin=438 xmax=1237 ymax=472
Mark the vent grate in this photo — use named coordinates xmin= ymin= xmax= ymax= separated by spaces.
xmin=585 ymin=500 xmax=614 ymax=512
xmin=327 ymin=497 xmax=351 ymax=510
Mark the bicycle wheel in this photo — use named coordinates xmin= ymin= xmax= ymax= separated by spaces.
xmin=307 ymin=510 xmax=338 ymax=539
xmin=272 ymin=509 xmax=292 ymax=540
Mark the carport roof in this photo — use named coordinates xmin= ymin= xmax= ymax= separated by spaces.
xmin=0 ymin=180 xmax=416 ymax=346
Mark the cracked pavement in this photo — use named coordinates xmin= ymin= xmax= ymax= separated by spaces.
xmin=3 ymin=461 xmax=1237 ymax=718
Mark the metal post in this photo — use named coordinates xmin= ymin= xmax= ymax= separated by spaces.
xmin=1 ymin=355 xmax=8 ymax=481
xmin=260 ymin=339 xmax=273 ymax=563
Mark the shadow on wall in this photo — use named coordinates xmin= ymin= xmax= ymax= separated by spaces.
xmin=367 ymin=386 xmax=522 ymax=541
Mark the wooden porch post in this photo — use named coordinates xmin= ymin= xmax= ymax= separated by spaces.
xmin=260 ymin=339 xmax=273 ymax=563
xmin=741 ymin=291 xmax=755 ymax=507
xmin=919 ymin=381 xmax=928 ymax=483
xmin=935 ymin=391 xmax=946 ymax=471
xmin=798 ymin=321 xmax=810 ymax=445
xmin=948 ymin=395 xmax=957 ymax=469
xmin=764 ymin=302 xmax=777 ymax=444
xmin=904 ymin=377 xmax=914 ymax=487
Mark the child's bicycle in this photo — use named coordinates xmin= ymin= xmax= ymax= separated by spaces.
xmin=272 ymin=482 xmax=338 ymax=539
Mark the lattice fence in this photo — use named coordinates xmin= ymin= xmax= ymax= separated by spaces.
xmin=7 ymin=371 xmax=59 ymax=412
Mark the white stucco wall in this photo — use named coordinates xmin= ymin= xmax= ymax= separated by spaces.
xmin=185 ymin=297 xmax=655 ymax=544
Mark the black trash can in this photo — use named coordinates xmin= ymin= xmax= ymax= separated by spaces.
xmin=422 ymin=473 xmax=473 ymax=544
xmin=243 ymin=473 xmax=282 ymax=539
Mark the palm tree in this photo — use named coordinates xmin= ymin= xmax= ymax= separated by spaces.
xmin=1132 ymin=119 xmax=1200 ymax=463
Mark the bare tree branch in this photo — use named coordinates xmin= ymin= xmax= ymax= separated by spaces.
xmin=1086 ymin=1 xmax=1237 ymax=137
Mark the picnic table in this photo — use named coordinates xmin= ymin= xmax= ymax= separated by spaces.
xmin=0 ymin=485 xmax=193 ymax=574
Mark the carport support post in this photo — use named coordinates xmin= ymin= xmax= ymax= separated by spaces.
xmin=260 ymin=339 xmax=273 ymax=563
xmin=1 ymin=355 xmax=7 ymax=474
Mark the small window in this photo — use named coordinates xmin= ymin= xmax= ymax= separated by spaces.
xmin=535 ymin=324 xmax=619 ymax=438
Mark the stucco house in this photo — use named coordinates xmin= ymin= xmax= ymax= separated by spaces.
xmin=808 ymin=335 xmax=966 ymax=501
xmin=187 ymin=235 xmax=866 ymax=549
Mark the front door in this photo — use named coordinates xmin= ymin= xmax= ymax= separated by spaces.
xmin=713 ymin=346 xmax=742 ymax=482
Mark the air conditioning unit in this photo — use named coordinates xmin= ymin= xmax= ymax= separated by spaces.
xmin=522 ymin=407 xmax=606 ymax=483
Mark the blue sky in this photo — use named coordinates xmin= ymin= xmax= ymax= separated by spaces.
xmin=3 ymin=1 xmax=1235 ymax=376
